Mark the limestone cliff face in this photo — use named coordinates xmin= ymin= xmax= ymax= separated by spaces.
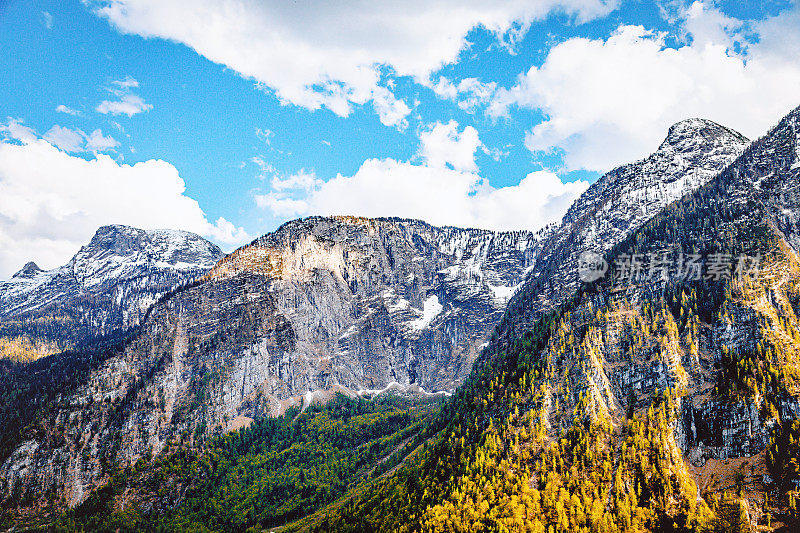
xmin=209 ymin=216 xmax=541 ymax=393
xmin=0 ymin=216 xmax=543 ymax=507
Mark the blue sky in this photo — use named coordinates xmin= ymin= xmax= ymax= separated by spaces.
xmin=1 ymin=0 xmax=799 ymax=277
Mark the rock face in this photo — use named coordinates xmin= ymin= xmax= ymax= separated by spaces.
xmin=0 ymin=216 xmax=543 ymax=507
xmin=500 ymin=119 xmax=749 ymax=341
xmin=512 ymin=106 xmax=800 ymax=467
xmin=0 ymin=225 xmax=224 ymax=353
xmin=207 ymin=216 xmax=541 ymax=394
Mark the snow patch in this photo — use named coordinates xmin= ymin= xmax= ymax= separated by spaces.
xmin=410 ymin=295 xmax=443 ymax=330
xmin=357 ymin=381 xmax=404 ymax=396
xmin=488 ymin=283 xmax=518 ymax=301
xmin=355 ymin=381 xmax=452 ymax=397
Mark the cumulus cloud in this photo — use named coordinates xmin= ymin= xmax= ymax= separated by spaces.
xmin=55 ymin=104 xmax=80 ymax=115
xmin=88 ymin=0 xmax=617 ymax=126
xmin=491 ymin=1 xmax=800 ymax=172
xmin=256 ymin=121 xmax=587 ymax=231
xmin=418 ymin=121 xmax=482 ymax=172
xmin=96 ymin=76 xmax=152 ymax=116
xmin=0 ymin=120 xmax=249 ymax=278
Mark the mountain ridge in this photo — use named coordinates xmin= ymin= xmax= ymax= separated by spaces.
xmin=0 ymin=224 xmax=223 ymax=358
xmin=498 ymin=116 xmax=749 ymax=345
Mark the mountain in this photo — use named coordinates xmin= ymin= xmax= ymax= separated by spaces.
xmin=304 ymin=106 xmax=800 ymax=532
xmin=0 ymin=216 xmax=544 ymax=511
xmin=0 ymin=114 xmax=760 ymax=531
xmin=0 ymin=225 xmax=224 ymax=359
xmin=501 ymin=118 xmax=749 ymax=341
xmin=207 ymin=216 xmax=542 ymax=393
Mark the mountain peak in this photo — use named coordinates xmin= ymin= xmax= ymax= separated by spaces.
xmin=85 ymin=224 xmax=142 ymax=250
xmin=658 ymin=117 xmax=749 ymax=153
xmin=92 ymin=223 xmax=138 ymax=237
xmin=11 ymin=261 xmax=43 ymax=279
xmin=82 ymin=225 xmax=222 ymax=260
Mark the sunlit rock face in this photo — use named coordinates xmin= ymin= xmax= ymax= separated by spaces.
xmin=0 ymin=216 xmax=546 ymax=507
xmin=207 ymin=216 xmax=544 ymax=395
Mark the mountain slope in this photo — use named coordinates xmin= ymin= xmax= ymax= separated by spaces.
xmin=501 ymin=118 xmax=748 ymax=340
xmin=0 ymin=216 xmax=543 ymax=512
xmin=0 ymin=225 xmax=224 ymax=358
xmin=302 ymin=108 xmax=800 ymax=532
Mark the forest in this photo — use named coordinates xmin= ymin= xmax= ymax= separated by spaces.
xmin=43 ymin=393 xmax=442 ymax=532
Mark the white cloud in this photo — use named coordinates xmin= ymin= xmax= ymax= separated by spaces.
xmin=96 ymin=94 xmax=152 ymax=116
xmin=96 ymin=76 xmax=152 ymax=116
xmin=0 ymin=120 xmax=249 ymax=278
xmin=112 ymin=75 xmax=140 ymax=89
xmin=205 ymin=216 xmax=250 ymax=245
xmin=1 ymin=120 xmax=37 ymax=143
xmin=55 ymin=104 xmax=80 ymax=115
xmin=42 ymin=11 xmax=53 ymax=29
xmin=40 ymin=125 xmax=120 ymax=153
xmin=255 ymin=195 xmax=311 ymax=219
xmin=44 ymin=126 xmax=85 ymax=153
xmin=256 ymin=121 xmax=587 ymax=231
xmin=88 ymin=0 xmax=617 ymax=126
xmin=85 ymin=129 xmax=121 ymax=151
xmin=418 ymin=121 xmax=482 ymax=172
xmin=372 ymin=85 xmax=411 ymax=128
xmin=432 ymin=77 xmax=497 ymax=111
xmin=271 ymin=170 xmax=321 ymax=192
xmin=491 ymin=1 xmax=800 ymax=172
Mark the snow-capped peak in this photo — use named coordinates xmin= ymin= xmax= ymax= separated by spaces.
xmin=658 ymin=118 xmax=749 ymax=154
xmin=0 ymin=225 xmax=225 ymax=344
xmin=11 ymin=261 xmax=43 ymax=279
